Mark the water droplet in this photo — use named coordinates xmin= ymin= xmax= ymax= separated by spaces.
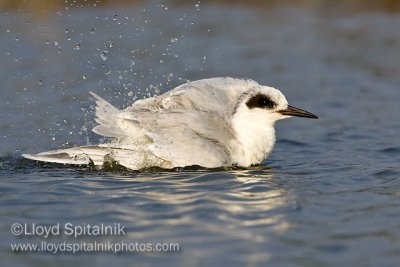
xmin=170 ymin=37 xmax=178 ymax=43
xmin=54 ymin=41 xmax=59 ymax=46
xmin=6 ymin=29 xmax=10 ymax=33
xmin=65 ymin=28 xmax=69 ymax=33
xmin=160 ymin=59 xmax=164 ymax=64
xmin=38 ymin=80 xmax=43 ymax=85
xmin=90 ymin=28 xmax=95 ymax=34
xmin=100 ymin=51 xmax=108 ymax=60
xmin=75 ymin=43 xmax=81 ymax=50
xmin=82 ymin=75 xmax=87 ymax=80
xmin=45 ymin=40 xmax=50 ymax=44
xmin=66 ymin=36 xmax=71 ymax=41
xmin=15 ymin=37 xmax=19 ymax=41
xmin=113 ymin=15 xmax=118 ymax=20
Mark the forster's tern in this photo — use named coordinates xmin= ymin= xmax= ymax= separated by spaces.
xmin=23 ymin=77 xmax=318 ymax=170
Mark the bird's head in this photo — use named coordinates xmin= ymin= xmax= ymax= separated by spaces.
xmin=229 ymin=84 xmax=318 ymax=166
xmin=234 ymin=85 xmax=318 ymax=126
xmin=229 ymin=84 xmax=318 ymax=163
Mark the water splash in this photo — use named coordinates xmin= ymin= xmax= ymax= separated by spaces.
xmin=100 ymin=51 xmax=108 ymax=61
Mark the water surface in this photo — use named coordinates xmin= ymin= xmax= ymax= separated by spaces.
xmin=1 ymin=1 xmax=400 ymax=266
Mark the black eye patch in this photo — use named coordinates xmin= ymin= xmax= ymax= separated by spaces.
xmin=246 ymin=94 xmax=277 ymax=109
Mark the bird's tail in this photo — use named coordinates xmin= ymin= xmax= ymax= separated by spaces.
xmin=22 ymin=92 xmax=156 ymax=169
xmin=90 ymin=91 xmax=126 ymax=138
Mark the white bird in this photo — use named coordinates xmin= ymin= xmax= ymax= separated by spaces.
xmin=23 ymin=77 xmax=318 ymax=170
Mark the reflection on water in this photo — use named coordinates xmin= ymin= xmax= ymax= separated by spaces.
xmin=1 ymin=0 xmax=400 ymax=266
xmin=1 ymin=161 xmax=292 ymax=266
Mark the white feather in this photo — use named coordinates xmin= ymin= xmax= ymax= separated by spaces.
xmin=22 ymin=77 xmax=315 ymax=170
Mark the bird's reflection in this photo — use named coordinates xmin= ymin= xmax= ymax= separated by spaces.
xmin=89 ymin=166 xmax=293 ymax=243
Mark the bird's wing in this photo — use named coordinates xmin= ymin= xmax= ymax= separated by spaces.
xmin=22 ymin=145 xmax=122 ymax=166
xmin=90 ymin=77 xmax=258 ymax=140
xmin=87 ymin=78 xmax=260 ymax=167
xmin=90 ymin=90 xmax=236 ymax=168
xmin=22 ymin=144 xmax=171 ymax=170
xmin=120 ymin=110 xmax=235 ymax=168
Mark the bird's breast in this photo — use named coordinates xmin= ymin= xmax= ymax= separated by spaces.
xmin=230 ymin=128 xmax=276 ymax=166
xmin=230 ymin=110 xmax=277 ymax=166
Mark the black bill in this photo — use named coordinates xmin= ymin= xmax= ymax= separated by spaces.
xmin=278 ymin=105 xmax=319 ymax=119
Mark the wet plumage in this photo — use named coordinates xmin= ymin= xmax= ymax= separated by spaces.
xmin=23 ymin=77 xmax=318 ymax=170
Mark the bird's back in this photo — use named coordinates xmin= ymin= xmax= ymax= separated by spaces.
xmin=127 ymin=77 xmax=260 ymax=114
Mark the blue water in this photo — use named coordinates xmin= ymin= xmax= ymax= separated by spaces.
xmin=1 ymin=1 xmax=400 ymax=266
